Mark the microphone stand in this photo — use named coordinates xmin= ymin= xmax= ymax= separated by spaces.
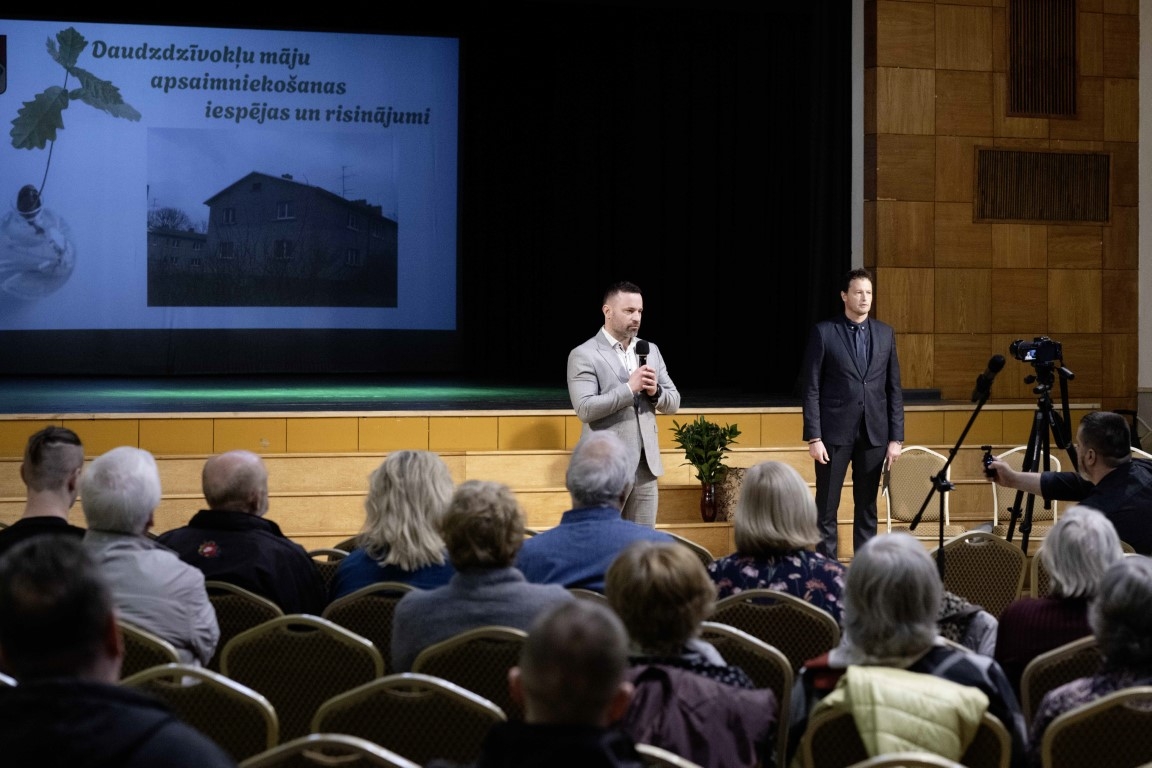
xmin=909 ymin=384 xmax=994 ymax=580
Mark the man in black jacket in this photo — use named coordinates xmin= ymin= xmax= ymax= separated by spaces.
xmin=158 ymin=450 xmax=327 ymax=614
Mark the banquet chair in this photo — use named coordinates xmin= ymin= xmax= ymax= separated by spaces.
xmin=710 ymin=588 xmax=840 ymax=674
xmin=118 ymin=620 xmax=180 ymax=679
xmin=929 ymin=531 xmax=1026 ymax=619
xmin=221 ymin=614 xmax=383 ymax=742
xmin=321 ymin=581 xmax=414 ymax=672
xmin=205 ymin=580 xmax=284 ymax=672
xmin=1040 ymin=686 xmax=1152 ymax=768
xmin=845 ymin=753 xmax=966 ymax=768
xmin=991 ymin=446 xmax=1061 ymax=542
xmin=698 ymin=620 xmax=792 ymax=768
xmin=307 ymin=548 xmax=348 ymax=594
xmin=635 ymin=743 xmax=706 ymax=768
xmin=411 ymin=625 xmax=527 ymax=721
xmin=1018 ymin=636 xmax=1102 ymax=724
xmin=239 ymin=733 xmax=420 ymax=768
xmin=311 ymin=672 xmax=504 ymax=766
xmin=121 ymin=662 xmax=278 ymax=762
xmin=883 ymin=446 xmax=966 ymax=543
xmin=665 ymin=531 xmax=714 ymax=568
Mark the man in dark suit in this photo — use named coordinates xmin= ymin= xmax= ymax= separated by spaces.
xmin=800 ymin=267 xmax=904 ymax=559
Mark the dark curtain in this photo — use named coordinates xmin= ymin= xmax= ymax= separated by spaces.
xmin=459 ymin=0 xmax=851 ymax=397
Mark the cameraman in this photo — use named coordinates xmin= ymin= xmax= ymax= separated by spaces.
xmin=987 ymin=411 xmax=1152 ymax=554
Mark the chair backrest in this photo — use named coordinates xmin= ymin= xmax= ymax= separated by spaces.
xmin=884 ymin=446 xmax=949 ymax=526
xmin=121 ymin=662 xmax=279 ymax=762
xmin=307 ymin=548 xmax=348 ymax=594
xmin=331 ymin=536 xmax=359 ymax=552
xmin=118 ymin=620 xmax=180 ymax=679
xmin=1040 ymin=686 xmax=1152 ymax=768
xmin=698 ymin=621 xmax=793 ymax=768
xmin=410 ymin=625 xmax=528 ymax=721
xmin=221 ymin=614 xmax=383 ymax=742
xmin=664 ymin=531 xmax=714 ymax=568
xmin=799 ymin=706 xmax=1010 ymax=768
xmin=930 ymin=531 xmax=1026 ymax=619
xmin=321 ymin=581 xmax=414 ymax=673
xmin=635 ymin=742 xmax=706 ymax=768
xmin=845 ymin=753 xmax=966 ymax=768
xmin=239 ymin=733 xmax=420 ymax=768
xmin=992 ymin=446 xmax=1062 ymax=527
xmin=0 ymin=672 xmax=15 ymax=687
xmin=312 ymin=673 xmax=505 ymax=766
xmin=1019 ymin=636 xmax=1101 ymax=724
xmin=567 ymin=587 xmax=609 ymax=603
xmin=709 ymin=588 xmax=840 ymax=674
xmin=206 ymin=580 xmax=285 ymax=673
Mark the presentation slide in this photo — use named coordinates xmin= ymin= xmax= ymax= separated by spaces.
xmin=0 ymin=20 xmax=459 ymax=337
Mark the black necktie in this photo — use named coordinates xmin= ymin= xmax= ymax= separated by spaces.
xmin=854 ymin=323 xmax=867 ymax=370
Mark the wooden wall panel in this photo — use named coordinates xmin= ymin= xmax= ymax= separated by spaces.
xmin=286 ymin=418 xmax=359 ymax=453
xmin=875 ymin=0 xmax=936 ymax=68
xmin=1101 ymin=13 xmax=1139 ymax=78
xmin=1078 ymin=11 xmax=1104 ymax=77
xmin=759 ymin=413 xmax=804 ymax=447
xmin=1047 ymin=226 xmax=1102 ymax=268
xmin=896 ymin=333 xmax=935 ymax=390
xmin=880 ymin=268 xmax=934 ymax=332
xmin=212 ymin=419 xmax=286 ymax=453
xmin=1051 ymin=77 xmax=1104 ymax=141
xmin=993 ymin=73 xmax=1048 ymax=138
xmin=1048 ymin=270 xmax=1102 ymax=333
xmin=876 ymin=67 xmax=935 ymax=134
xmin=991 ymin=269 xmax=1048 ymax=334
xmin=496 ymin=415 xmax=567 ymax=450
xmin=1051 ymin=334 xmax=1103 ymax=401
xmin=935 ymin=4 xmax=993 ymax=71
xmin=991 ymin=224 xmax=1047 ymax=268
xmin=1109 ymin=142 xmax=1138 ymax=207
xmin=1102 ymin=334 xmax=1138 ymax=399
xmin=429 ymin=416 xmax=498 ymax=451
xmin=934 ymin=269 xmax=992 ymax=333
xmin=64 ymin=420 xmax=141 ymax=455
xmin=1103 ymin=78 xmax=1138 ymax=142
xmin=876 ymin=135 xmax=937 ymax=201
xmin=935 ymin=203 xmax=992 ymax=268
xmin=876 ymin=202 xmax=935 ymax=267
xmin=1103 ymin=205 xmax=1137 ymax=269
xmin=905 ymin=409 xmax=946 ymax=445
xmin=463 ymin=452 xmax=568 ymax=489
xmin=359 ymin=416 xmax=429 ymax=451
xmin=944 ymin=408 xmax=1005 ymax=447
xmin=936 ymin=136 xmax=980 ymax=202
xmin=139 ymin=419 xmax=214 ymax=456
xmin=934 ymin=334 xmax=996 ymax=400
xmin=1101 ymin=269 xmax=1138 ymax=333
xmin=935 ymin=70 xmax=994 ymax=136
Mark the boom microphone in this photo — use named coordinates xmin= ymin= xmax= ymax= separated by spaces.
xmin=635 ymin=339 xmax=650 ymax=367
xmin=970 ymin=354 xmax=1006 ymax=402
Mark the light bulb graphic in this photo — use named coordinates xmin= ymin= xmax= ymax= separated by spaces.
xmin=0 ymin=185 xmax=76 ymax=299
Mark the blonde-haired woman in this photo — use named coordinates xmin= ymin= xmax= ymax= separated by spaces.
xmin=707 ymin=460 xmax=845 ymax=623
xmin=330 ymin=450 xmax=455 ymax=600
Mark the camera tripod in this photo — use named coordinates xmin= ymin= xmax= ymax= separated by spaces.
xmin=1002 ymin=360 xmax=1076 ymax=555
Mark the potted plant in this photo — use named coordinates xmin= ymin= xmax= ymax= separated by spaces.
xmin=670 ymin=415 xmax=741 ymax=522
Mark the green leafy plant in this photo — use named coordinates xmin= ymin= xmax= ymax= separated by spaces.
xmin=10 ymin=27 xmax=141 ymax=195
xmin=670 ymin=415 xmax=741 ymax=485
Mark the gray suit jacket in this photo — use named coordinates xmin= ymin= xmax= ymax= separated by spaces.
xmin=800 ymin=316 xmax=904 ymax=447
xmin=567 ymin=331 xmax=680 ymax=476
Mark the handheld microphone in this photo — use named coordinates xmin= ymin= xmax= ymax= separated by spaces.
xmin=970 ymin=354 xmax=1006 ymax=402
xmin=635 ymin=339 xmax=650 ymax=367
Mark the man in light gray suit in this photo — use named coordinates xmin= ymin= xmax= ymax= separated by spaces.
xmin=567 ymin=281 xmax=680 ymax=526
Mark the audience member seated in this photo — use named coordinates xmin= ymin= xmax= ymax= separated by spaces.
xmin=937 ymin=589 xmax=998 ymax=656
xmin=1028 ymin=555 xmax=1152 ymax=767
xmin=789 ymin=532 xmax=1027 ymax=767
xmin=0 ymin=426 xmax=86 ymax=559
xmin=330 ymin=450 xmax=456 ymax=600
xmin=516 ymin=431 xmax=673 ymax=592
xmin=0 ymin=537 xmax=236 ymax=767
xmin=81 ymin=446 xmax=219 ymax=666
xmin=428 ymin=600 xmax=648 ymax=768
xmin=606 ymin=540 xmax=775 ymax=768
xmin=995 ymin=505 xmax=1123 ymax=695
xmin=706 ymin=460 xmax=845 ymax=623
xmin=390 ymin=479 xmax=575 ymax=672
xmin=158 ymin=450 xmax=327 ymax=615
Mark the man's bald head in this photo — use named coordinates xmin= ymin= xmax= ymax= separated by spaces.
xmin=202 ymin=451 xmax=269 ymax=516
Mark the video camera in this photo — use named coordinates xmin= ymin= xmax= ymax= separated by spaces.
xmin=1010 ymin=336 xmax=1062 ymax=366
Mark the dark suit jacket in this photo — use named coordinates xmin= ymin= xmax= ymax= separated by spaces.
xmin=800 ymin=316 xmax=904 ymax=447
